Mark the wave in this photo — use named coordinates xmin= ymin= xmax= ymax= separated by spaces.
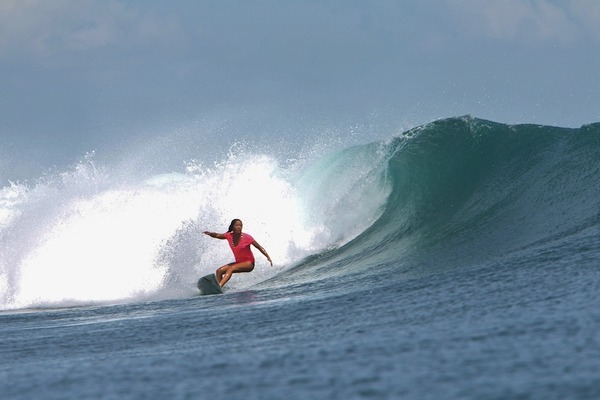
xmin=0 ymin=136 xmax=389 ymax=310
xmin=2 ymin=116 xmax=599 ymax=310
xmin=270 ymin=116 xmax=600 ymax=288
xmin=386 ymin=117 xmax=599 ymax=256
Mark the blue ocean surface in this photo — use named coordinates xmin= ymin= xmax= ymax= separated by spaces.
xmin=1 ymin=116 xmax=600 ymax=399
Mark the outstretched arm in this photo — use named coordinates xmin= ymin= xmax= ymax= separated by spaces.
xmin=203 ymin=231 xmax=226 ymax=239
xmin=252 ymin=240 xmax=272 ymax=266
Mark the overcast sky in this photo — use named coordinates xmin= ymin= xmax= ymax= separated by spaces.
xmin=1 ymin=0 xmax=600 ymax=177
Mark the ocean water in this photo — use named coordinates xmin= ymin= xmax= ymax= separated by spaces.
xmin=1 ymin=116 xmax=600 ymax=399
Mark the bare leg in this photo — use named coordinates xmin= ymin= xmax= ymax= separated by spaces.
xmin=215 ymin=263 xmax=233 ymax=285
xmin=215 ymin=261 xmax=254 ymax=287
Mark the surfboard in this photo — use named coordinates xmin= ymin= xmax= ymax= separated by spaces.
xmin=197 ymin=274 xmax=224 ymax=295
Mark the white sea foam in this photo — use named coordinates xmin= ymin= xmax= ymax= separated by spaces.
xmin=0 ymin=143 xmax=390 ymax=310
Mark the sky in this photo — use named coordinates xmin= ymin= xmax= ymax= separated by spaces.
xmin=1 ymin=0 xmax=600 ymax=180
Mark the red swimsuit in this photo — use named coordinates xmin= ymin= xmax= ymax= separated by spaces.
xmin=223 ymin=232 xmax=255 ymax=264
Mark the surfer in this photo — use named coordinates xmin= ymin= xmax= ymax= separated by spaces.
xmin=203 ymin=219 xmax=272 ymax=287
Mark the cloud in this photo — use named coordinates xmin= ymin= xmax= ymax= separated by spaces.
xmin=0 ymin=0 xmax=185 ymax=58
xmin=447 ymin=0 xmax=600 ymax=44
xmin=569 ymin=0 xmax=600 ymax=41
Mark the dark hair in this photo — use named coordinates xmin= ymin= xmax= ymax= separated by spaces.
xmin=228 ymin=219 xmax=242 ymax=232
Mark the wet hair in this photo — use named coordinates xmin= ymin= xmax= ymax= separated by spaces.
xmin=228 ymin=219 xmax=243 ymax=232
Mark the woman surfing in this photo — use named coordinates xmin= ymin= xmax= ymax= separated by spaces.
xmin=203 ymin=219 xmax=272 ymax=287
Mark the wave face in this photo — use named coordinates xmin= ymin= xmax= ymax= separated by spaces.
xmin=269 ymin=116 xmax=600 ymax=290
xmin=379 ymin=117 xmax=599 ymax=260
xmin=2 ymin=116 xmax=599 ymax=310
